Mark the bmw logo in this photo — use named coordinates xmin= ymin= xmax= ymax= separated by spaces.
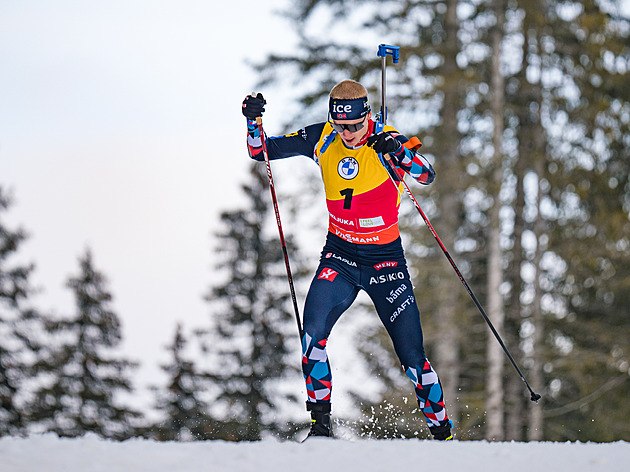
xmin=338 ymin=157 xmax=359 ymax=180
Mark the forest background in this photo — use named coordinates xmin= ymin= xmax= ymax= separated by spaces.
xmin=1 ymin=0 xmax=629 ymax=442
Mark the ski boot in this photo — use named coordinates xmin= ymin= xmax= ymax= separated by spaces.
xmin=429 ymin=420 xmax=453 ymax=440
xmin=305 ymin=402 xmax=333 ymax=439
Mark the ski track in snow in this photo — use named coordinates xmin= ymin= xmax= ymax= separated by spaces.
xmin=1 ymin=434 xmax=629 ymax=472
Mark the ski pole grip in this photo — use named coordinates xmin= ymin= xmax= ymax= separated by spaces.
xmin=377 ymin=44 xmax=400 ymax=63
xmin=251 ymin=92 xmax=263 ymax=126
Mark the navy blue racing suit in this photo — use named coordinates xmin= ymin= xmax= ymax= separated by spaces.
xmin=301 ymin=233 xmax=448 ymax=428
xmin=246 ymin=118 xmax=450 ymax=430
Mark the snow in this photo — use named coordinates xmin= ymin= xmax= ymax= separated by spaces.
xmin=1 ymin=434 xmax=628 ymax=471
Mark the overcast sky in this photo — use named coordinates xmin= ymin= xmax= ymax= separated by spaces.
xmin=0 ymin=0 xmax=304 ymax=408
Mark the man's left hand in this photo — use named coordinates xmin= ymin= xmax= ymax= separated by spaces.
xmin=366 ymin=131 xmax=403 ymax=157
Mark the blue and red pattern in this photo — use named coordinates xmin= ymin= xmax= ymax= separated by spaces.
xmin=302 ymin=332 xmax=332 ymax=403
xmin=246 ymin=119 xmax=264 ymax=160
xmin=404 ymin=359 xmax=449 ymax=428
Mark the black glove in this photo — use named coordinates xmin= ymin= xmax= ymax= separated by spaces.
xmin=242 ymin=93 xmax=266 ymax=120
xmin=367 ymin=131 xmax=403 ymax=156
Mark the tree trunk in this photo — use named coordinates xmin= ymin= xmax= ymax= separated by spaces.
xmin=485 ymin=0 xmax=506 ymax=441
xmin=528 ymin=123 xmax=545 ymax=442
xmin=504 ymin=160 xmax=526 ymax=441
xmin=432 ymin=0 xmax=462 ymax=427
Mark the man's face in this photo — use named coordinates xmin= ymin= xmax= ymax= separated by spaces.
xmin=331 ymin=112 xmax=371 ymax=147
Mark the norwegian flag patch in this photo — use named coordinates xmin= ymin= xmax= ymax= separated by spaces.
xmin=318 ymin=268 xmax=338 ymax=282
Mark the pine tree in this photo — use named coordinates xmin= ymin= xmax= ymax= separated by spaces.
xmin=492 ymin=0 xmax=630 ymax=441
xmin=484 ymin=0 xmax=508 ymax=440
xmin=201 ymin=163 xmax=305 ymax=441
xmin=0 ymin=187 xmax=43 ymax=437
xmin=256 ymin=0 xmax=487 ymax=438
xmin=253 ymin=0 xmax=630 ymax=441
xmin=527 ymin=0 xmax=630 ymax=441
xmin=150 ymin=323 xmax=215 ymax=441
xmin=27 ymin=248 xmax=141 ymax=439
xmin=503 ymin=1 xmax=536 ymax=439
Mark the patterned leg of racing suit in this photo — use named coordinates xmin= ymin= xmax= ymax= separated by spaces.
xmin=301 ymin=233 xmax=450 ymax=430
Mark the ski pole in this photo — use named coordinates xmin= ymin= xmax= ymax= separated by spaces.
xmin=377 ymin=44 xmax=399 ymax=124
xmin=256 ymin=115 xmax=304 ymax=341
xmin=376 ymin=45 xmax=541 ymax=403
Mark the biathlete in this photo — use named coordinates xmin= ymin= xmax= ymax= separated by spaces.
xmin=241 ymin=79 xmax=453 ymax=440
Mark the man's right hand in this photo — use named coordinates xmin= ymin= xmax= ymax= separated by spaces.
xmin=242 ymin=93 xmax=266 ymax=120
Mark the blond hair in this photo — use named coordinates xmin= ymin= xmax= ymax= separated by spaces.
xmin=329 ymin=80 xmax=368 ymax=100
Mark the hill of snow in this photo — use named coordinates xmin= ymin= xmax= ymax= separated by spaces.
xmin=1 ymin=434 xmax=628 ymax=471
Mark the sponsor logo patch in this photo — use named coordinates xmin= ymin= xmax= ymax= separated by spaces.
xmin=332 ymin=104 xmax=353 ymax=113
xmin=318 ymin=268 xmax=338 ymax=281
xmin=330 ymin=214 xmax=355 ymax=227
xmin=386 ymin=283 xmax=408 ymax=304
xmin=338 ymin=157 xmax=359 ymax=180
xmin=324 ymin=253 xmax=357 ymax=267
xmin=359 ymin=216 xmax=385 ymax=228
xmin=374 ymin=261 xmax=398 ymax=271
xmin=390 ymin=295 xmax=415 ymax=323
xmin=369 ymin=271 xmax=406 ymax=285
xmin=333 ymin=228 xmax=380 ymax=244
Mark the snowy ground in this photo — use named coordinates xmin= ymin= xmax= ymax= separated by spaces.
xmin=1 ymin=434 xmax=628 ymax=472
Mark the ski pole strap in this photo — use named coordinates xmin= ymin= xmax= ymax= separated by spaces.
xmin=374 ymin=121 xmax=388 ymax=168
xmin=404 ymin=136 xmax=422 ymax=152
xmin=374 ymin=122 xmax=403 ymax=184
xmin=319 ymin=129 xmax=337 ymax=156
